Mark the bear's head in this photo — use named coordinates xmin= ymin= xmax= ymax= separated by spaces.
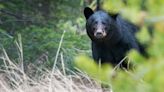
xmin=84 ymin=7 xmax=120 ymax=43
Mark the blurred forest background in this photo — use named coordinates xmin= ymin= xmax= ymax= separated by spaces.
xmin=0 ymin=0 xmax=164 ymax=92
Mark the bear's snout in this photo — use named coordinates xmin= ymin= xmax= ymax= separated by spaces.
xmin=95 ymin=32 xmax=103 ymax=38
xmin=94 ymin=30 xmax=107 ymax=39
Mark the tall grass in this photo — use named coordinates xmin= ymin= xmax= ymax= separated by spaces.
xmin=0 ymin=32 xmax=111 ymax=92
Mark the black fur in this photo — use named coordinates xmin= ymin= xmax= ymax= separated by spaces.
xmin=84 ymin=7 xmax=145 ymax=69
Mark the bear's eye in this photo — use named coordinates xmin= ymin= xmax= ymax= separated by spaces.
xmin=102 ymin=22 xmax=106 ymax=25
xmin=92 ymin=26 xmax=97 ymax=31
xmin=94 ymin=21 xmax=98 ymax=24
xmin=104 ymin=26 xmax=107 ymax=30
xmin=92 ymin=27 xmax=96 ymax=30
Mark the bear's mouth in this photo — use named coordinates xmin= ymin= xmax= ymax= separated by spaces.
xmin=94 ymin=31 xmax=107 ymax=39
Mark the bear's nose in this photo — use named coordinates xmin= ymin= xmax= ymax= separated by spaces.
xmin=95 ymin=32 xmax=103 ymax=38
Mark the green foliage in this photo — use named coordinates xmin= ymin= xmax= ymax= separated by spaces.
xmin=103 ymin=0 xmax=164 ymax=23
xmin=74 ymin=29 xmax=164 ymax=92
xmin=0 ymin=19 xmax=90 ymax=70
xmin=75 ymin=55 xmax=112 ymax=85
xmin=0 ymin=0 xmax=87 ymax=69
xmin=0 ymin=0 xmax=82 ymax=32
xmin=136 ymin=26 xmax=151 ymax=44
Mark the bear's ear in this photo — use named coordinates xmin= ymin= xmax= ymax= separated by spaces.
xmin=84 ymin=7 xmax=94 ymax=19
xmin=110 ymin=13 xmax=119 ymax=20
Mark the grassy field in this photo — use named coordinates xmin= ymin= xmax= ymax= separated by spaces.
xmin=0 ymin=46 xmax=108 ymax=92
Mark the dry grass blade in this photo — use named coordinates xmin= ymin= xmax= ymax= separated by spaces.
xmin=0 ymin=32 xmax=110 ymax=92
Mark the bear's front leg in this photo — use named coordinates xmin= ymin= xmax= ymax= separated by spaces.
xmin=91 ymin=42 xmax=101 ymax=63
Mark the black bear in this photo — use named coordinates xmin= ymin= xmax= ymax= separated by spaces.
xmin=84 ymin=7 xmax=143 ymax=69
